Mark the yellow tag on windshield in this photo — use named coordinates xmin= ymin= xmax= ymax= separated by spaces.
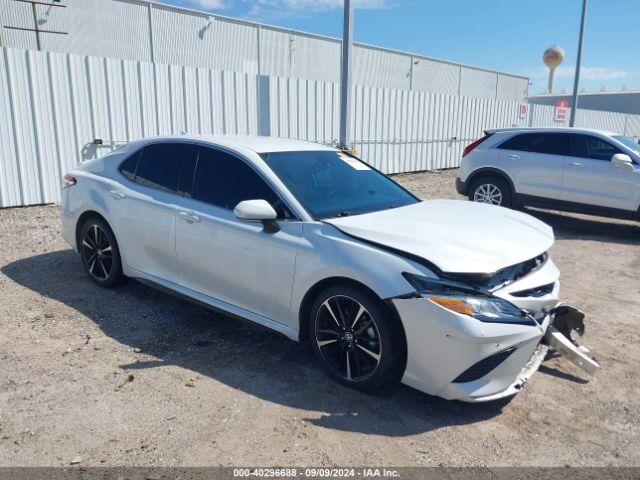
xmin=337 ymin=152 xmax=370 ymax=171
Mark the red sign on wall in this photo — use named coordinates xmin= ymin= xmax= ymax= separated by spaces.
xmin=519 ymin=103 xmax=528 ymax=119
xmin=555 ymin=100 xmax=569 ymax=122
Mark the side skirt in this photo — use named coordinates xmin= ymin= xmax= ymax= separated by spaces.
xmin=128 ymin=267 xmax=299 ymax=342
xmin=516 ymin=193 xmax=635 ymax=220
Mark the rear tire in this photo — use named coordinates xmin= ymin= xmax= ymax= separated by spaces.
xmin=468 ymin=175 xmax=513 ymax=208
xmin=78 ymin=217 xmax=124 ymax=287
xmin=309 ymin=285 xmax=404 ymax=390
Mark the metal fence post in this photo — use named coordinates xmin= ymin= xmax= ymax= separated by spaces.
xmin=257 ymin=75 xmax=271 ymax=136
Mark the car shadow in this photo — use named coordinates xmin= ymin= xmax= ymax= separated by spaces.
xmin=538 ymin=365 xmax=588 ymax=385
xmin=2 ymin=250 xmax=513 ymax=437
xmin=521 ymin=207 xmax=640 ymax=244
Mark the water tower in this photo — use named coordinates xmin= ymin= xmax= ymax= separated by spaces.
xmin=543 ymin=45 xmax=565 ymax=94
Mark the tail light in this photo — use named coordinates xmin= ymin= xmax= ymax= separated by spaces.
xmin=63 ymin=174 xmax=77 ymax=187
xmin=463 ymin=133 xmax=493 ymax=157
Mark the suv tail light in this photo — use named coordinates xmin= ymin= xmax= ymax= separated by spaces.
xmin=463 ymin=133 xmax=493 ymax=157
xmin=63 ymin=174 xmax=77 ymax=187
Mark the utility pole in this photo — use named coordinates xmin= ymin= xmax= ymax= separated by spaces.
xmin=3 ymin=0 xmax=67 ymax=50
xmin=339 ymin=0 xmax=354 ymax=150
xmin=569 ymin=0 xmax=587 ymax=127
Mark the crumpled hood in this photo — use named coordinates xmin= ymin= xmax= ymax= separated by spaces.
xmin=324 ymin=200 xmax=554 ymax=274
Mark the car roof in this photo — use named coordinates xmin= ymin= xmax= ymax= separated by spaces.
xmin=134 ymin=134 xmax=338 ymax=154
xmin=485 ymin=127 xmax=619 ymax=137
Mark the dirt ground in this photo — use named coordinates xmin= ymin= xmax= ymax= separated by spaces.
xmin=0 ymin=169 xmax=639 ymax=467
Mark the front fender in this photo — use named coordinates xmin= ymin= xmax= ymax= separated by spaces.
xmin=289 ymin=222 xmax=435 ymax=328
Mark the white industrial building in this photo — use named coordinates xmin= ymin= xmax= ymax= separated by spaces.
xmin=0 ymin=0 xmax=530 ymax=101
xmin=530 ymin=91 xmax=640 ymax=116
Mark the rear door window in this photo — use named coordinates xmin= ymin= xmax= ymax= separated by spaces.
xmin=570 ymin=134 xmax=622 ymax=161
xmin=527 ymin=133 xmax=570 ymax=156
xmin=134 ymin=143 xmax=193 ymax=194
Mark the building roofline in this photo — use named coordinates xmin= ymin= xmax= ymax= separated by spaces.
xmin=144 ymin=0 xmax=528 ymax=80
xmin=530 ymin=90 xmax=640 ymax=98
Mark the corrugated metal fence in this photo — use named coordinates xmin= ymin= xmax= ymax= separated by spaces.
xmin=2 ymin=47 xmax=640 ymax=208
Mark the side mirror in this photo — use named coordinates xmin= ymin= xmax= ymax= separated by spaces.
xmin=234 ymin=199 xmax=277 ymax=222
xmin=611 ymin=153 xmax=634 ymax=171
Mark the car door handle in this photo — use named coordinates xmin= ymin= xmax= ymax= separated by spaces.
xmin=507 ymin=154 xmax=520 ymax=159
xmin=109 ymin=190 xmax=125 ymax=200
xmin=178 ymin=211 xmax=201 ymax=223
xmin=570 ymin=162 xmax=584 ymax=168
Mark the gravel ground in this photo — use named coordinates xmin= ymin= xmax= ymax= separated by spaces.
xmin=0 ymin=169 xmax=639 ymax=467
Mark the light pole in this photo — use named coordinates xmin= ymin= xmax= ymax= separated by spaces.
xmin=339 ymin=0 xmax=354 ymax=150
xmin=569 ymin=0 xmax=587 ymax=127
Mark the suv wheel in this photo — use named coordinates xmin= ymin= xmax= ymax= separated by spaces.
xmin=468 ymin=176 xmax=512 ymax=208
xmin=309 ymin=285 xmax=404 ymax=390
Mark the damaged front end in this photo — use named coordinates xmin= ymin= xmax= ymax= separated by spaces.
xmin=393 ymin=254 xmax=599 ymax=402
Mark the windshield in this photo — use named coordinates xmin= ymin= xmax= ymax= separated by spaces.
xmin=261 ymin=150 xmax=419 ymax=219
xmin=613 ymin=135 xmax=640 ymax=156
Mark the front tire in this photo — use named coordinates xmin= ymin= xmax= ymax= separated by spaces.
xmin=78 ymin=217 xmax=124 ymax=287
xmin=468 ymin=176 xmax=513 ymax=208
xmin=309 ymin=285 xmax=404 ymax=390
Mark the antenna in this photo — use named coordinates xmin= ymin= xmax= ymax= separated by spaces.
xmin=3 ymin=0 xmax=67 ymax=51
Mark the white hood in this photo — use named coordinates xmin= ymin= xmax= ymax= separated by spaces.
xmin=325 ymin=200 xmax=554 ymax=274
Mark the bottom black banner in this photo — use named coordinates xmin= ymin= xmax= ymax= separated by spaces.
xmin=0 ymin=468 xmax=639 ymax=480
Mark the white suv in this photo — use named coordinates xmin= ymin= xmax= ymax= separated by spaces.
xmin=456 ymin=127 xmax=640 ymax=220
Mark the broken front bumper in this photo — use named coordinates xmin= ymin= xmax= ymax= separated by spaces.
xmin=393 ymin=298 xmax=599 ymax=403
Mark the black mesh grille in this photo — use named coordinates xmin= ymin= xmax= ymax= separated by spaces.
xmin=452 ymin=347 xmax=517 ymax=383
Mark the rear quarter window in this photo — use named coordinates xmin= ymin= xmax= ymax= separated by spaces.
xmin=119 ymin=150 xmax=141 ymax=182
xmin=498 ymin=133 xmax=532 ymax=152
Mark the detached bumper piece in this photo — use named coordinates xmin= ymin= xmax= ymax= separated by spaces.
xmin=546 ymin=304 xmax=600 ymax=375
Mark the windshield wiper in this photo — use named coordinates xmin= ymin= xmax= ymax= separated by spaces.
xmin=336 ymin=211 xmax=356 ymax=217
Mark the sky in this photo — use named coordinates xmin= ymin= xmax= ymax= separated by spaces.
xmin=162 ymin=0 xmax=640 ymax=95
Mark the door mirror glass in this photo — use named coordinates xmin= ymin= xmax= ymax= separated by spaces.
xmin=611 ymin=153 xmax=634 ymax=171
xmin=234 ymin=199 xmax=278 ymax=221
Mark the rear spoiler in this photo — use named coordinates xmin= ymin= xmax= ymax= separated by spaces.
xmin=484 ymin=128 xmax=525 ymax=135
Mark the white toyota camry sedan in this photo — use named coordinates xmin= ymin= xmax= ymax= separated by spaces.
xmin=61 ymin=135 xmax=596 ymax=402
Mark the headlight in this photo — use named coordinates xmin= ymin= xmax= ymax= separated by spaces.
xmin=402 ymin=272 xmax=536 ymax=326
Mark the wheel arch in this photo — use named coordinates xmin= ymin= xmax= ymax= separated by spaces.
xmin=466 ymin=168 xmax=517 ymax=205
xmin=75 ymin=210 xmax=116 ymax=250
xmin=297 ymin=276 xmax=407 ymax=364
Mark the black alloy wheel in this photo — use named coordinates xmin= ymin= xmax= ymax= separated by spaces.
xmin=314 ymin=294 xmax=382 ymax=382
xmin=79 ymin=218 xmax=124 ymax=286
xmin=310 ymin=286 xmax=405 ymax=390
